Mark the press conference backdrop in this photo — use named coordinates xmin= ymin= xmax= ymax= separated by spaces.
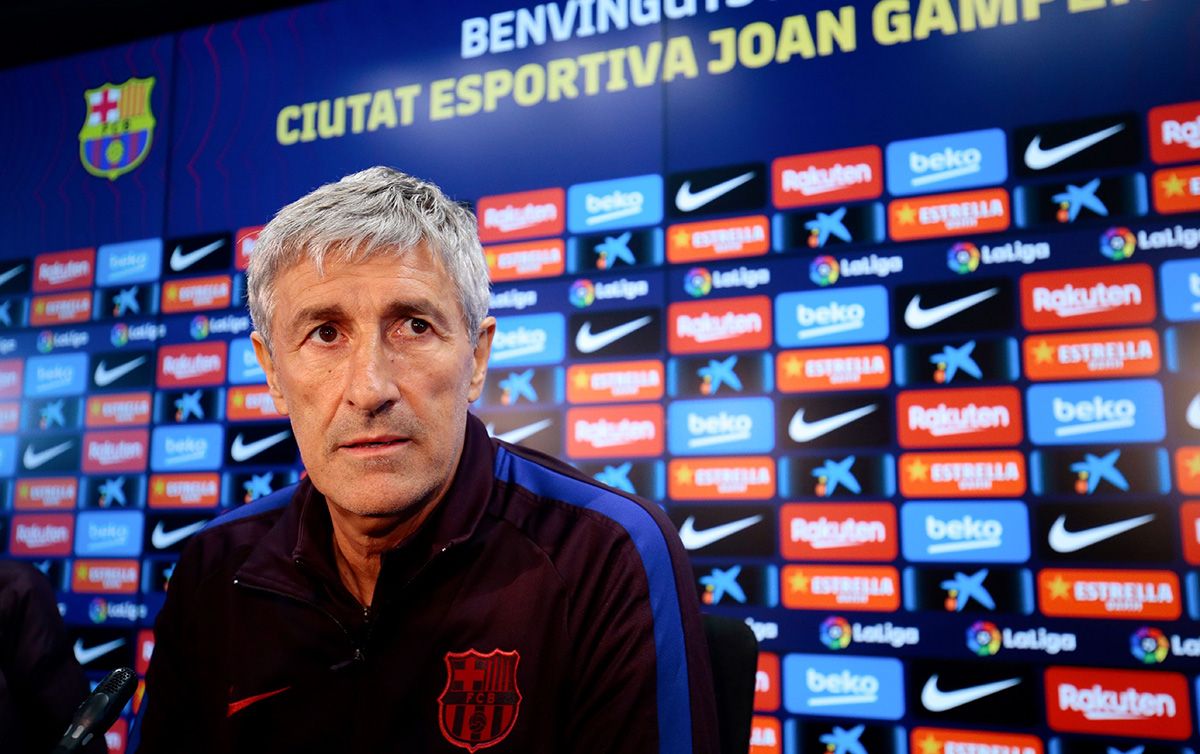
xmin=1 ymin=0 xmax=1199 ymax=751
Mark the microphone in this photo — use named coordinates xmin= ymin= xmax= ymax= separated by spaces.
xmin=52 ymin=666 xmax=137 ymax=753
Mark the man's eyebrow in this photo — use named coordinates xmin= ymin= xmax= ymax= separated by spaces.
xmin=382 ymin=298 xmax=454 ymax=326
xmin=288 ymin=304 xmax=347 ymax=331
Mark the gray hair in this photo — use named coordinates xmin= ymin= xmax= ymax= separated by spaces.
xmin=246 ymin=166 xmax=490 ymax=348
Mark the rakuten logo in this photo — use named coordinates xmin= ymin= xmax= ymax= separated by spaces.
xmin=792 ymin=517 xmax=887 ymax=549
xmin=1021 ymin=265 xmax=1156 ymax=330
xmin=1045 ymin=667 xmax=1191 ymax=739
xmin=574 ymin=418 xmax=657 ymax=448
xmin=484 ymin=203 xmax=558 ymax=234
xmin=669 ymin=296 xmax=771 ymax=354
xmin=1162 ymin=116 xmax=1200 ymax=149
xmin=157 ymin=343 xmax=227 ymax=388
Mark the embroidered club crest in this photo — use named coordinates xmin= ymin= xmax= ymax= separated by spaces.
xmin=79 ymin=77 xmax=156 ymax=181
xmin=438 ymin=649 xmax=521 ymax=752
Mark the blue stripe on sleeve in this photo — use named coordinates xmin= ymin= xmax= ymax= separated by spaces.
xmin=494 ymin=446 xmax=692 ymax=754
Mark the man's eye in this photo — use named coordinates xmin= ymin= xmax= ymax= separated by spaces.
xmin=315 ymin=324 xmax=339 ymax=343
xmin=409 ymin=318 xmax=430 ymax=334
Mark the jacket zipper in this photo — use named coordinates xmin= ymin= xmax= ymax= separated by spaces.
xmin=362 ymin=542 xmax=456 ymax=648
xmin=232 ymin=572 xmax=366 ymax=665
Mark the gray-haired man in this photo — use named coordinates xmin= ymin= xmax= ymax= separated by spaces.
xmin=133 ymin=167 xmax=719 ymax=753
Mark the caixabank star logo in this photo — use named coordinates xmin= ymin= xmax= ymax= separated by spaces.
xmin=79 ymin=77 xmax=156 ymax=181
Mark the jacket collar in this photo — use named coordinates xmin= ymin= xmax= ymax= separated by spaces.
xmin=235 ymin=413 xmax=495 ymax=604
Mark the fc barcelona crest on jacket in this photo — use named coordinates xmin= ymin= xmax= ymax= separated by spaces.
xmin=438 ymin=649 xmax=521 ymax=751
xmin=79 ymin=77 xmax=156 ymax=181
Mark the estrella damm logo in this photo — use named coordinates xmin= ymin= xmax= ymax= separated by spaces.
xmin=79 ymin=77 xmax=156 ymax=181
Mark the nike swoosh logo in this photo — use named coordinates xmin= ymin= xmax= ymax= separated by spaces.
xmin=678 ymin=515 xmax=762 ymax=551
xmin=230 ymin=430 xmax=291 ymax=462
xmin=1187 ymin=393 xmax=1200 ymax=430
xmin=904 ymin=288 xmax=998 ymax=330
xmin=921 ymin=675 xmax=1021 ymax=712
xmin=1048 ymin=513 xmax=1155 ymax=553
xmin=93 ymin=355 xmax=147 ymax=387
xmin=575 ymin=316 xmax=653 ymax=354
xmin=73 ymin=637 xmax=126 ymax=666
xmin=228 ymin=686 xmax=293 ymax=717
xmin=151 ymin=520 xmax=207 ymax=549
xmin=675 ymin=171 xmax=756 ymax=213
xmin=492 ymin=418 xmax=553 ymax=445
xmin=0 ymin=264 xmax=25 ymax=287
xmin=23 ymin=440 xmax=73 ymax=470
xmin=169 ymin=239 xmax=225 ymax=272
xmin=788 ymin=404 xmax=877 ymax=443
xmin=1023 ymin=123 xmax=1125 ymax=171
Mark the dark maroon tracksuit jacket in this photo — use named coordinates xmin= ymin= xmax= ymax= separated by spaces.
xmin=132 ymin=415 xmax=719 ymax=753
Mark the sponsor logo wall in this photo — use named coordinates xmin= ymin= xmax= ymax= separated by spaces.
xmin=3 ymin=3 xmax=1200 ymax=752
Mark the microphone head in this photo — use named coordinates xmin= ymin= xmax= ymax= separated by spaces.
xmin=96 ymin=667 xmax=137 ymax=701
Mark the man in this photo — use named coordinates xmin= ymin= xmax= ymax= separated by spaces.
xmin=133 ymin=167 xmax=718 ymax=752
xmin=0 ymin=561 xmax=106 ymax=754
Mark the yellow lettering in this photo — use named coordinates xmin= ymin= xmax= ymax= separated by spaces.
xmin=276 ymin=105 xmax=301 ymax=146
xmin=483 ymin=69 xmax=514 ymax=112
xmin=346 ymin=93 xmax=372 ymax=133
xmin=873 ymin=0 xmax=912 ymax=45
xmin=317 ymin=98 xmax=345 ymax=139
xmin=708 ymin=27 xmax=737 ymax=74
xmin=393 ymin=85 xmax=421 ymax=125
xmin=662 ymin=36 xmax=699 ymax=81
xmin=816 ymin=6 xmax=857 ymax=55
xmin=914 ymin=0 xmax=958 ymax=39
xmin=456 ymin=74 xmax=484 ymax=115
xmin=777 ymin=15 xmax=816 ymax=62
xmin=605 ymin=48 xmax=629 ymax=92
xmin=546 ymin=58 xmax=579 ymax=100
xmin=960 ymin=0 xmax=1017 ymax=30
xmin=299 ymin=102 xmax=318 ymax=142
xmin=429 ymin=78 xmax=456 ymax=121
xmin=738 ymin=22 xmax=775 ymax=69
xmin=577 ymin=51 xmax=607 ymax=95
xmin=366 ymin=89 xmax=397 ymax=131
xmin=1022 ymin=0 xmax=1054 ymax=19
xmin=514 ymin=63 xmax=546 ymax=106
xmin=1068 ymin=0 xmax=1108 ymax=10
xmin=628 ymin=42 xmax=663 ymax=87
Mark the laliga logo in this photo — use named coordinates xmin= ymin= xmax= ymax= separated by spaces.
xmin=820 ymin=616 xmax=852 ymax=650
xmin=569 ymin=280 xmax=595 ymax=308
xmin=110 ymin=323 xmax=129 ymax=347
xmin=810 ymin=255 xmax=839 ymax=287
xmin=89 ymin=598 xmax=109 ymax=624
xmin=37 ymin=330 xmax=55 ymax=353
xmin=1100 ymin=227 xmax=1136 ymax=261
xmin=685 ymin=267 xmax=713 ymax=298
xmin=1130 ymin=627 xmax=1168 ymax=664
xmin=947 ymin=242 xmax=981 ymax=274
xmin=190 ymin=315 xmax=210 ymax=340
xmin=966 ymin=620 xmax=1001 ymax=656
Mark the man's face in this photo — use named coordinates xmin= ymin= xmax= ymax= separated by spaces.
xmin=252 ymin=246 xmax=494 ymax=519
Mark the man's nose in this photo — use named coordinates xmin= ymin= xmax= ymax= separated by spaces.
xmin=344 ymin=337 xmax=402 ymax=413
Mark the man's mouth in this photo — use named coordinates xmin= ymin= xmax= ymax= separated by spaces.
xmin=341 ymin=436 xmax=407 ymax=450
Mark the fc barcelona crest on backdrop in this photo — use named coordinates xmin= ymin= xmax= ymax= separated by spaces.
xmin=438 ymin=649 xmax=521 ymax=752
xmin=78 ymin=77 xmax=156 ymax=181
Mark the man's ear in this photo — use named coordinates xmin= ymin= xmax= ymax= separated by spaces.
xmin=251 ymin=331 xmax=290 ymax=416
xmin=467 ymin=316 xmax=496 ymax=403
